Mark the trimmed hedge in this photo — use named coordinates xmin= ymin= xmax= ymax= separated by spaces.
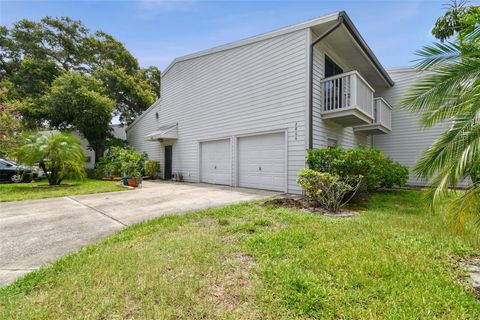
xmin=306 ymin=147 xmax=408 ymax=192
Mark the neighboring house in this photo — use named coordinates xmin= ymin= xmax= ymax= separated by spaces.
xmin=41 ymin=124 xmax=126 ymax=169
xmin=126 ymin=11 xmax=439 ymax=193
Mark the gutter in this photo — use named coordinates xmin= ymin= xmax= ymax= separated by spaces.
xmin=307 ymin=11 xmax=394 ymax=149
xmin=308 ymin=16 xmax=344 ymax=149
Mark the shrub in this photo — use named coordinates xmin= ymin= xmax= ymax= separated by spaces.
xmin=144 ymin=160 xmax=161 ymax=178
xmin=95 ymin=146 xmax=147 ymax=178
xmin=297 ymin=169 xmax=362 ymax=212
xmin=306 ymin=147 xmax=408 ymax=192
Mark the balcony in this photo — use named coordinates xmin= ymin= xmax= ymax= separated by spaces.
xmin=354 ymin=97 xmax=392 ymax=135
xmin=319 ymin=70 xmax=375 ymax=126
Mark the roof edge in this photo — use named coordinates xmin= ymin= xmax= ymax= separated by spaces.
xmin=339 ymin=11 xmax=394 ymax=87
xmin=125 ymin=97 xmax=161 ymax=132
xmin=161 ymin=11 xmax=341 ymax=77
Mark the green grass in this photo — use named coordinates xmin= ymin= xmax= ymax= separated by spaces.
xmin=0 ymin=179 xmax=125 ymax=202
xmin=1 ymin=190 xmax=479 ymax=319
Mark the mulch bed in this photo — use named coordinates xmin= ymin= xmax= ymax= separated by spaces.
xmin=264 ymin=197 xmax=358 ymax=217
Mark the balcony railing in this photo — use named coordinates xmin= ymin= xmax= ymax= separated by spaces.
xmin=373 ymin=97 xmax=392 ymax=129
xmin=320 ymin=70 xmax=375 ymax=126
xmin=354 ymin=97 xmax=392 ymax=135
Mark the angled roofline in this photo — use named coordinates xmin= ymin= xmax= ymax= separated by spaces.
xmin=338 ymin=11 xmax=394 ymax=87
xmin=128 ymin=11 xmax=394 ymax=131
xmin=161 ymin=12 xmax=340 ymax=77
xmin=386 ymin=66 xmax=417 ymax=73
xmin=126 ymin=97 xmax=161 ymax=131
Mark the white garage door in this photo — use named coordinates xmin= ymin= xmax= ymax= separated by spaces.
xmin=200 ymin=139 xmax=231 ymax=185
xmin=238 ymin=132 xmax=286 ymax=191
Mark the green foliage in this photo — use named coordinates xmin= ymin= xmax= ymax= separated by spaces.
xmin=306 ymin=147 xmax=408 ymax=192
xmin=0 ymin=16 xmax=160 ymax=125
xmin=297 ymin=169 xmax=362 ymax=212
xmin=42 ymin=71 xmax=115 ymax=162
xmin=144 ymin=160 xmax=161 ymax=178
xmin=1 ymin=193 xmax=480 ymax=318
xmin=432 ymin=0 xmax=480 ymax=43
xmin=402 ymin=3 xmax=480 ymax=227
xmin=0 ymin=100 xmax=23 ymax=157
xmin=95 ymin=146 xmax=146 ymax=178
xmin=14 ymin=132 xmax=86 ymax=185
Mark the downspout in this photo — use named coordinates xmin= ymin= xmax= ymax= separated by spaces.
xmin=308 ymin=16 xmax=344 ymax=149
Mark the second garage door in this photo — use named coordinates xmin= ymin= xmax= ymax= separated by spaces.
xmin=200 ymin=139 xmax=231 ymax=185
xmin=237 ymin=132 xmax=286 ymax=191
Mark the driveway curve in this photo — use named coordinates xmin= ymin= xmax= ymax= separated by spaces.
xmin=0 ymin=181 xmax=277 ymax=286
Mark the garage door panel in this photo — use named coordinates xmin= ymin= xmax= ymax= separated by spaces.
xmin=201 ymin=139 xmax=231 ymax=186
xmin=238 ymin=132 xmax=285 ymax=192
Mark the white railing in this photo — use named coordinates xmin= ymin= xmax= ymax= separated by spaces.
xmin=373 ymin=97 xmax=392 ymax=129
xmin=320 ymin=70 xmax=374 ymax=118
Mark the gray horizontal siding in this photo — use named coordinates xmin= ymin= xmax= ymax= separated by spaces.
xmin=128 ymin=29 xmax=309 ymax=194
xmin=126 ymin=99 xmax=163 ymax=168
xmin=373 ymin=68 xmax=450 ymax=186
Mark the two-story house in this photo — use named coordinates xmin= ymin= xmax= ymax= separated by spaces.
xmin=127 ymin=11 xmax=445 ymax=193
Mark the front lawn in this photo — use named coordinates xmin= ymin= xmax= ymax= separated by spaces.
xmin=0 ymin=179 xmax=125 ymax=202
xmin=1 ymin=190 xmax=479 ymax=319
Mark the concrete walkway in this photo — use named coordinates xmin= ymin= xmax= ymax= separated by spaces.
xmin=0 ymin=181 xmax=278 ymax=286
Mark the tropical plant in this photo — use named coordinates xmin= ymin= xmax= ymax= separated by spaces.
xmin=401 ymin=1 xmax=480 ymax=227
xmin=297 ymin=169 xmax=362 ymax=212
xmin=14 ymin=133 xmax=86 ymax=185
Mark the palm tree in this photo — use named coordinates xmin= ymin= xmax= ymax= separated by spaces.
xmin=15 ymin=132 xmax=86 ymax=185
xmin=401 ymin=25 xmax=480 ymax=228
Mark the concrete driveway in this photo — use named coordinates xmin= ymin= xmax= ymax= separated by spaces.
xmin=0 ymin=181 xmax=278 ymax=286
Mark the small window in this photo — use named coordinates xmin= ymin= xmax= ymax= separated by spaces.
xmin=327 ymin=138 xmax=338 ymax=148
xmin=324 ymin=55 xmax=343 ymax=78
xmin=155 ymin=112 xmax=159 ymax=119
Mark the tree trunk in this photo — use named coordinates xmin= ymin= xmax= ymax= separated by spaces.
xmin=40 ymin=160 xmax=55 ymax=186
xmin=94 ymin=146 xmax=105 ymax=164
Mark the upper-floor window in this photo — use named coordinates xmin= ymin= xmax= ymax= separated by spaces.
xmin=324 ymin=55 xmax=343 ymax=78
xmin=324 ymin=55 xmax=344 ymax=111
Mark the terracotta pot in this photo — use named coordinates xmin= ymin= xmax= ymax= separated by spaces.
xmin=127 ymin=178 xmax=138 ymax=188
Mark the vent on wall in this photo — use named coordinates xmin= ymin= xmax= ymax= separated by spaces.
xmin=155 ymin=112 xmax=159 ymax=119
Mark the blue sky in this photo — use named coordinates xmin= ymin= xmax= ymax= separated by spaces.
xmin=1 ymin=0 xmax=476 ymax=70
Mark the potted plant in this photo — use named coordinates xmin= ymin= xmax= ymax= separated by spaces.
xmin=115 ymin=147 xmax=146 ymax=188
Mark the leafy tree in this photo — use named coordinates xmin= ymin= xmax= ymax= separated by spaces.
xmin=402 ymin=1 xmax=480 ymax=228
xmin=43 ymin=72 xmax=115 ymax=162
xmin=0 ymin=16 xmax=160 ymax=125
xmin=0 ymin=104 xmax=22 ymax=157
xmin=432 ymin=0 xmax=480 ymax=43
xmin=0 ymin=87 xmax=25 ymax=157
xmin=14 ymin=133 xmax=86 ymax=185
